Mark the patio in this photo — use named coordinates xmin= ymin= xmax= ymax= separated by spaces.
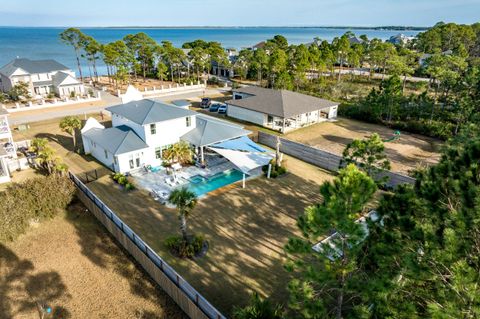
xmin=131 ymin=154 xmax=262 ymax=202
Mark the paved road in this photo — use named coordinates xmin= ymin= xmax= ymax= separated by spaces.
xmin=8 ymin=87 xmax=229 ymax=125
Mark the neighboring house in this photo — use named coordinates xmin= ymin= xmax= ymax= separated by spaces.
xmin=348 ymin=36 xmax=365 ymax=45
xmin=226 ymin=86 xmax=339 ymax=133
xmin=0 ymin=107 xmax=16 ymax=183
xmin=0 ymin=58 xmax=85 ymax=98
xmin=211 ymin=49 xmax=238 ymax=78
xmin=81 ymin=99 xmax=251 ymax=173
xmin=419 ymin=50 xmax=453 ymax=66
xmin=387 ymin=33 xmax=415 ymax=46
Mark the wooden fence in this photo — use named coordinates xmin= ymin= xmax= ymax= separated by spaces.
xmin=258 ymin=132 xmax=416 ymax=188
xmin=69 ymin=172 xmax=226 ymax=319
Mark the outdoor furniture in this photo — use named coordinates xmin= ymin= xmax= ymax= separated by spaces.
xmin=172 ymin=163 xmax=182 ymax=171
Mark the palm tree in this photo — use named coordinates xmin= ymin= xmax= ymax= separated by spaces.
xmin=36 ymin=145 xmax=57 ymax=175
xmin=233 ymin=292 xmax=284 ymax=319
xmin=59 ymin=116 xmax=82 ymax=150
xmin=168 ymin=187 xmax=198 ymax=242
xmin=163 ymin=141 xmax=193 ymax=164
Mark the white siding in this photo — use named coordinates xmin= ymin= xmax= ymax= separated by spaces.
xmin=83 ymin=136 xmax=115 ymax=170
xmin=226 ymin=105 xmax=266 ymax=126
xmin=144 ymin=116 xmax=196 ymax=148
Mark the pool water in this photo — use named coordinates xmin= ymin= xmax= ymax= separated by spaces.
xmin=187 ymin=169 xmax=244 ymax=196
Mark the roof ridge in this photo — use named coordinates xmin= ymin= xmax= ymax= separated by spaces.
xmin=142 ymin=99 xmax=157 ymax=125
xmin=113 ymin=129 xmax=131 ymax=155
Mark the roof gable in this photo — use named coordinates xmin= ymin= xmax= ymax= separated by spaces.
xmin=107 ymin=99 xmax=197 ymax=126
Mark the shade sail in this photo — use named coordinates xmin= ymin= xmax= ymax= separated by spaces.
xmin=208 ymin=147 xmax=274 ymax=174
xmin=210 ymin=136 xmax=268 ymax=153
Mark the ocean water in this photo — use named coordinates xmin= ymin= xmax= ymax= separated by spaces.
xmin=0 ymin=27 xmax=422 ymax=75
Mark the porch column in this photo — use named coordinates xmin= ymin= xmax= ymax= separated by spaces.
xmin=282 ymin=118 xmax=286 ymax=133
xmin=200 ymin=146 xmax=204 ymax=163
xmin=242 ymin=173 xmax=246 ymax=188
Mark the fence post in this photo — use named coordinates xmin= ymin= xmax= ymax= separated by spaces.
xmin=95 ymin=169 xmax=98 ymax=180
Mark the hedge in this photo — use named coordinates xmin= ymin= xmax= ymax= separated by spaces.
xmin=0 ymin=175 xmax=75 ymax=242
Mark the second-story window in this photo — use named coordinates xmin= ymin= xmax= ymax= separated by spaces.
xmin=186 ymin=117 xmax=191 ymax=127
xmin=104 ymin=150 xmax=108 ymax=159
xmin=150 ymin=123 xmax=156 ymax=135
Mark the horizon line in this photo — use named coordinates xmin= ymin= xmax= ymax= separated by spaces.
xmin=0 ymin=25 xmax=430 ymax=29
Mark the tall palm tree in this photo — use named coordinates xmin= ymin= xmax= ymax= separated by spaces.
xmin=168 ymin=187 xmax=198 ymax=242
xmin=59 ymin=116 xmax=82 ymax=150
xmin=36 ymin=145 xmax=57 ymax=175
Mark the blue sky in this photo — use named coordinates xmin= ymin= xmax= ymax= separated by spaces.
xmin=0 ymin=0 xmax=478 ymax=27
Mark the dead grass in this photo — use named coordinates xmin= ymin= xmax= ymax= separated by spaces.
xmin=87 ymin=155 xmax=334 ymax=315
xmin=0 ymin=200 xmax=185 ymax=318
xmin=97 ymin=76 xmax=177 ymax=95
xmin=285 ymin=117 xmax=442 ymax=175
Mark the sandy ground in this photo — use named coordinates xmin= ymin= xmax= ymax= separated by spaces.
xmin=87 ymin=154 xmax=334 ymax=315
xmin=97 ymin=76 xmax=178 ymax=95
xmin=286 ymin=118 xmax=443 ymax=175
xmin=0 ymin=201 xmax=185 ymax=319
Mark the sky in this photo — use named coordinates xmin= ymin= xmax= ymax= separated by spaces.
xmin=0 ymin=0 xmax=478 ymax=27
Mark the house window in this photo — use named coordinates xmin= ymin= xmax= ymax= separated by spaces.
xmin=114 ymin=156 xmax=118 ymax=165
xmin=136 ymin=157 xmax=140 ymax=167
xmin=150 ymin=123 xmax=156 ymax=135
xmin=186 ymin=117 xmax=191 ymax=127
xmin=129 ymin=159 xmax=134 ymax=169
xmin=155 ymin=147 xmax=161 ymax=159
xmin=267 ymin=115 xmax=273 ymax=123
xmin=104 ymin=150 xmax=108 ymax=159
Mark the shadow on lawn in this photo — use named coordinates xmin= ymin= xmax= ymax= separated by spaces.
xmin=64 ymin=199 xmax=185 ymax=318
xmin=85 ymin=172 xmax=323 ymax=315
xmin=0 ymin=244 xmax=71 ymax=318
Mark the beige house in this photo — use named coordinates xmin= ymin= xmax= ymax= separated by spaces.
xmin=226 ymin=86 xmax=338 ymax=133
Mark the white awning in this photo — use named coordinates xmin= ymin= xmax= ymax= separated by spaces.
xmin=209 ymin=147 xmax=274 ymax=174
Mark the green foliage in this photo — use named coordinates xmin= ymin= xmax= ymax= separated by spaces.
xmin=111 ymin=173 xmax=134 ymax=190
xmin=233 ymin=292 xmax=284 ymax=319
xmin=164 ymin=234 xmax=204 ymax=258
xmin=8 ymin=82 xmax=30 ymax=101
xmin=362 ymin=124 xmax=480 ymax=318
xmin=0 ymin=176 xmax=75 ymax=242
xmin=168 ymin=187 xmax=198 ymax=242
xmin=262 ymin=160 xmax=287 ymax=178
xmin=285 ymin=164 xmax=376 ymax=318
xmin=162 ymin=141 xmax=193 ymax=165
xmin=341 ymin=133 xmax=391 ymax=184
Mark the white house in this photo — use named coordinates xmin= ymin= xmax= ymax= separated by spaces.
xmin=226 ymin=86 xmax=339 ymax=133
xmin=81 ymin=99 xmax=251 ymax=173
xmin=0 ymin=107 xmax=17 ymax=183
xmin=0 ymin=58 xmax=85 ymax=98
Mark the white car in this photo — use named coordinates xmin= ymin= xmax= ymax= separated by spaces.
xmin=218 ymin=104 xmax=227 ymax=114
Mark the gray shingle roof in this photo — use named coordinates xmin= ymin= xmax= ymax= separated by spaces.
xmin=226 ymin=86 xmax=338 ymax=118
xmin=181 ymin=114 xmax=250 ymax=147
xmin=107 ymin=99 xmax=197 ymax=126
xmin=0 ymin=58 xmax=70 ymax=77
xmin=83 ymin=125 xmax=148 ymax=155
xmin=52 ymin=71 xmax=80 ymax=87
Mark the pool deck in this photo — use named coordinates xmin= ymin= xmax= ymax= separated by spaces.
xmin=131 ymin=155 xmax=261 ymax=202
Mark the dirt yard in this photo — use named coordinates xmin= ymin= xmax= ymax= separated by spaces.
xmin=285 ymin=118 xmax=443 ymax=175
xmin=0 ymin=200 xmax=185 ymax=319
xmin=97 ymin=76 xmax=178 ymax=95
xmin=87 ymin=154 xmax=334 ymax=315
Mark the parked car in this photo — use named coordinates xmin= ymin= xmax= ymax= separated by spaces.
xmin=200 ymin=98 xmax=211 ymax=109
xmin=209 ymin=103 xmax=222 ymax=112
xmin=218 ymin=104 xmax=227 ymax=114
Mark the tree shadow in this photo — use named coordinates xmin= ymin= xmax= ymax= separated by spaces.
xmin=0 ymin=244 xmax=69 ymax=318
xmin=64 ymin=199 xmax=185 ymax=318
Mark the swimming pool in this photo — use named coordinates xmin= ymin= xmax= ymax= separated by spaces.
xmin=187 ymin=169 xmax=244 ymax=196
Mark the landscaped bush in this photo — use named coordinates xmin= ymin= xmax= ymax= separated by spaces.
xmin=111 ymin=173 xmax=134 ymax=190
xmin=0 ymin=175 xmax=75 ymax=242
xmin=262 ymin=160 xmax=287 ymax=178
xmin=164 ymin=235 xmax=205 ymax=258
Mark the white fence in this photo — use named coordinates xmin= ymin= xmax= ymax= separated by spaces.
xmin=6 ymin=92 xmax=102 ymax=113
xmin=118 ymin=81 xmax=207 ymax=98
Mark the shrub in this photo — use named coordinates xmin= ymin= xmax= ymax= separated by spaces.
xmin=263 ymin=160 xmax=287 ymax=178
xmin=112 ymin=172 xmax=123 ymax=182
xmin=117 ymin=176 xmax=128 ymax=186
xmin=125 ymin=183 xmax=135 ymax=191
xmin=164 ymin=235 xmax=205 ymax=258
xmin=0 ymin=176 xmax=75 ymax=242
